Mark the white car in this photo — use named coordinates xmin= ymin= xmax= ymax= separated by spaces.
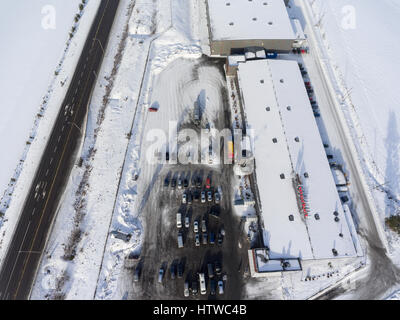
xmin=176 ymin=213 xmax=182 ymax=228
xmin=215 ymin=192 xmax=220 ymax=204
xmin=201 ymin=219 xmax=207 ymax=233
xmin=194 ymin=220 xmax=199 ymax=233
xmin=195 ymin=233 xmax=200 ymax=247
xmin=178 ymin=178 xmax=183 ymax=189
xmin=201 ymin=191 xmax=206 ymax=203
xmin=207 ymin=191 xmax=212 ymax=202
xmin=182 ymin=193 xmax=187 ymax=204
xmin=218 ymin=280 xmax=224 ymax=294
xmin=184 ymin=281 xmax=190 ymax=297
xmin=185 ymin=216 xmax=190 ymax=228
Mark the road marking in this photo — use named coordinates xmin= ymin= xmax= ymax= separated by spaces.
xmin=54 ymin=146 xmax=57 ymax=153
xmin=45 ymin=169 xmax=49 ymax=177
xmin=58 ymin=136 xmax=61 ymax=143
xmin=62 ymin=125 xmax=65 ymax=132
xmin=3 ymin=220 xmax=31 ymax=297
xmin=32 ymin=208 xmax=36 ymax=217
xmin=50 ymin=157 xmax=53 ymax=165
xmin=13 ymin=0 xmax=112 ymax=299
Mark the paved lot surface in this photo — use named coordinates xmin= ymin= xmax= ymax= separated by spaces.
xmin=123 ymin=59 xmax=250 ymax=300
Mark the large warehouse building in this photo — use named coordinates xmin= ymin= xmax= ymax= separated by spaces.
xmin=206 ymin=0 xmax=297 ymax=56
xmin=236 ymin=59 xmax=362 ymax=270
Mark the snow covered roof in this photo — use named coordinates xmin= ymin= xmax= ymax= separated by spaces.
xmin=207 ymin=0 xmax=295 ymax=41
xmin=238 ymin=59 xmax=358 ymax=260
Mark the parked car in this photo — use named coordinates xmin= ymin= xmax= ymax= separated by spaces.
xmin=191 ymin=280 xmax=198 ymax=295
xmin=207 ymin=263 xmax=214 ymax=279
xmin=193 ymin=190 xmax=200 ymax=202
xmin=184 ymin=281 xmax=190 ymax=297
xmin=217 ymin=232 xmax=223 ymax=246
xmin=149 ymin=106 xmax=158 ymax=112
xmin=176 ymin=213 xmax=182 ymax=229
xmin=201 ymin=191 xmax=206 ymax=203
xmin=187 ymin=191 xmax=193 ymax=205
xmin=218 ymin=280 xmax=224 ymax=294
xmin=209 ymin=232 xmax=215 ymax=245
xmin=210 ymin=279 xmax=216 ymax=296
xmin=177 ymin=262 xmax=184 ymax=278
xmin=183 ymin=179 xmax=189 ymax=188
xmin=164 ymin=177 xmax=169 ymax=188
xmin=158 ymin=267 xmax=165 ymax=283
xmin=214 ymin=192 xmax=220 ymax=204
xmin=182 ymin=193 xmax=187 ymax=204
xmin=196 ymin=177 xmax=202 ymax=188
xmin=195 ymin=233 xmax=200 ymax=247
xmin=215 ymin=261 xmax=222 ymax=275
xmin=202 ymin=232 xmax=208 ymax=245
xmin=170 ymin=264 xmax=176 ymax=280
xmin=207 ymin=191 xmax=212 ymax=202
xmin=206 ymin=177 xmax=211 ymax=189
xmin=185 ymin=216 xmax=190 ymax=228
xmin=133 ymin=264 xmax=141 ymax=282
xmin=201 ymin=219 xmax=207 ymax=233
xmin=178 ymin=178 xmax=183 ymax=189
xmin=178 ymin=232 xmax=184 ymax=248
xmin=171 ymin=178 xmax=176 ymax=189
xmin=194 ymin=220 xmax=199 ymax=233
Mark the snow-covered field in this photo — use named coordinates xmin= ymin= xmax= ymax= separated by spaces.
xmin=0 ymin=1 xmax=79 ymax=199
xmin=0 ymin=0 xmax=99 ymax=266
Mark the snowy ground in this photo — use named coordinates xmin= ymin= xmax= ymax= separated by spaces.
xmin=0 ymin=0 xmax=100 ymax=267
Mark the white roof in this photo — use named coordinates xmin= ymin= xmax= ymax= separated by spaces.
xmin=207 ymin=0 xmax=295 ymax=41
xmin=290 ymin=19 xmax=306 ymax=41
xmin=238 ymin=59 xmax=358 ymax=260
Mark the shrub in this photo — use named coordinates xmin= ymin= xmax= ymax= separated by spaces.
xmin=386 ymin=215 xmax=400 ymax=234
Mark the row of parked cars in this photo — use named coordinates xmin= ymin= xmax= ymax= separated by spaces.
xmin=164 ymin=174 xmax=211 ymax=190
xmin=176 ymin=214 xmax=224 ymax=248
xmin=182 ymin=189 xmax=220 ymax=204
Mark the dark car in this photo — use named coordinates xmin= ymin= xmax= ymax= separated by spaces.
xmin=171 ymin=178 xmax=177 ymax=189
xmin=209 ymin=232 xmax=215 ymax=245
xmin=193 ymin=190 xmax=200 ymax=202
xmin=202 ymin=232 xmax=208 ymax=245
xmin=210 ymin=279 xmax=216 ymax=296
xmin=217 ymin=233 xmax=223 ymax=246
xmin=191 ymin=280 xmax=198 ymax=295
xmin=164 ymin=177 xmax=169 ymax=188
xmin=196 ymin=177 xmax=202 ymax=188
xmin=177 ymin=262 xmax=184 ymax=278
xmin=170 ymin=264 xmax=176 ymax=280
xmin=134 ymin=264 xmax=141 ymax=282
xmin=187 ymin=191 xmax=193 ymax=205
xmin=215 ymin=261 xmax=222 ymax=275
xmin=183 ymin=179 xmax=189 ymax=188
xmin=341 ymin=195 xmax=350 ymax=203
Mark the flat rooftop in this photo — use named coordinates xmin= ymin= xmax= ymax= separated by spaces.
xmin=238 ymin=59 xmax=358 ymax=260
xmin=207 ymin=0 xmax=295 ymax=41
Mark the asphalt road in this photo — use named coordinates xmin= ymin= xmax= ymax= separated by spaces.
xmin=0 ymin=0 xmax=120 ymax=300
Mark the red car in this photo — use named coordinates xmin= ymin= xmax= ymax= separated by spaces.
xmin=149 ymin=107 xmax=158 ymax=112
xmin=206 ymin=178 xmax=211 ymax=189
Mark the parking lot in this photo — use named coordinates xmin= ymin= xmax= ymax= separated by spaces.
xmin=122 ymin=58 xmax=250 ymax=300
